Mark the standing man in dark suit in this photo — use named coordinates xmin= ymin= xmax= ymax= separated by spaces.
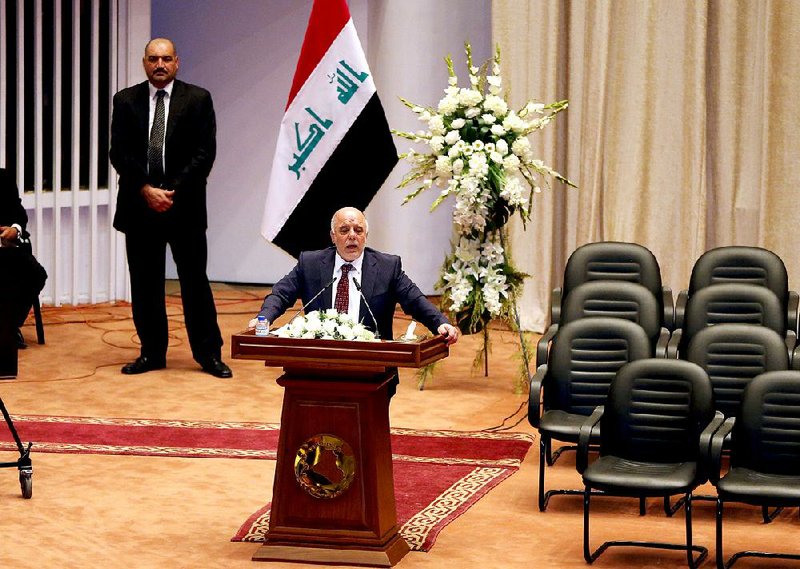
xmin=110 ymin=38 xmax=231 ymax=378
xmin=0 ymin=168 xmax=47 ymax=349
xmin=252 ymin=206 xmax=458 ymax=395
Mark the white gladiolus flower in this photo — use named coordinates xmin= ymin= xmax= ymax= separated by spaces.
xmin=448 ymin=76 xmax=458 ymax=86
xmin=503 ymin=154 xmax=521 ymax=171
xmin=429 ymin=136 xmax=445 ymax=153
xmin=419 ymin=110 xmax=431 ymax=122
xmin=428 ymin=115 xmax=445 ymax=135
xmin=459 ymin=89 xmax=483 ymax=107
xmin=435 ymin=155 xmax=452 ymax=175
xmin=438 ymin=96 xmax=458 ymax=115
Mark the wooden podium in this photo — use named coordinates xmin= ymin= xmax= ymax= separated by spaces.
xmin=231 ymin=331 xmax=449 ymax=567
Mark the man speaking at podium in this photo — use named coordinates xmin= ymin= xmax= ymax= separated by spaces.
xmin=253 ymin=207 xmax=458 ymax=395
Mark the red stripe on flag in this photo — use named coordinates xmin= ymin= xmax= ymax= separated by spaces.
xmin=286 ymin=0 xmax=351 ymax=109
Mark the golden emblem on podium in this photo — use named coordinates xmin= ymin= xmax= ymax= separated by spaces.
xmin=294 ymin=434 xmax=356 ymax=499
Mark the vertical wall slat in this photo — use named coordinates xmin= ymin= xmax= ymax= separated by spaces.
xmin=89 ymin=0 xmax=99 ymax=303
xmin=0 ymin=0 xmax=6 ymax=168
xmin=33 ymin=0 xmax=43 ymax=254
xmin=70 ymin=0 xmax=80 ymax=305
xmin=109 ymin=0 xmax=120 ymax=302
xmin=52 ymin=0 xmax=63 ymax=306
xmin=15 ymin=0 xmax=23 ymax=193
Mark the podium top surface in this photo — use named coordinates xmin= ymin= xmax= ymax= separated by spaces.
xmin=231 ymin=330 xmax=449 ymax=372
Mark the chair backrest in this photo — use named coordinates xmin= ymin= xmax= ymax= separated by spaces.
xmin=689 ymin=246 xmax=789 ymax=307
xmin=732 ymin=370 xmax=800 ymax=476
xmin=686 ymin=324 xmax=789 ymax=418
xmin=563 ymin=241 xmax=665 ymax=308
xmin=561 ymin=281 xmax=662 ymax=348
xmin=682 ymin=284 xmax=785 ymax=352
xmin=601 ymin=359 xmax=714 ymax=465
xmin=545 ymin=317 xmax=651 ymax=417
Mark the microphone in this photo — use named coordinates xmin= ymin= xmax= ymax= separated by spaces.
xmin=353 ymin=277 xmax=381 ymax=339
xmin=285 ymin=276 xmax=337 ymax=326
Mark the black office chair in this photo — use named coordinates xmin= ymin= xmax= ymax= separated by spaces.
xmin=577 ymin=359 xmax=722 ymax=568
xmin=675 ymin=246 xmax=799 ymax=335
xmin=706 ymin=370 xmax=800 ymax=568
xmin=528 ymin=317 xmax=651 ymax=511
xmin=549 ymin=241 xmax=674 ymax=328
xmin=686 ymin=324 xmax=789 ymax=420
xmin=667 ymin=283 xmax=793 ymax=359
xmin=537 ymin=280 xmax=669 ymax=366
xmin=18 ymin=236 xmax=44 ymax=345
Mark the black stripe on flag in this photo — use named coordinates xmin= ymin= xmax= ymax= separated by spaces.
xmin=273 ymin=94 xmax=398 ymax=258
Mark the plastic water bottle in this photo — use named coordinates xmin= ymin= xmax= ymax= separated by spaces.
xmin=255 ymin=315 xmax=269 ymax=337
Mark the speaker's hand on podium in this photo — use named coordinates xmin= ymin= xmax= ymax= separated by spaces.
xmin=438 ymin=323 xmax=459 ymax=346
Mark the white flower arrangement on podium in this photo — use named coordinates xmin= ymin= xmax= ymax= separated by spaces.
xmin=393 ymin=43 xmax=574 ymax=389
xmin=274 ymin=309 xmax=378 ymax=342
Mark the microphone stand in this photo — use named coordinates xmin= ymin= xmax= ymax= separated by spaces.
xmin=353 ymin=277 xmax=380 ymax=339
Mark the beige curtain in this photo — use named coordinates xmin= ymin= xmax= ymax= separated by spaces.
xmin=494 ymin=0 xmax=800 ymax=331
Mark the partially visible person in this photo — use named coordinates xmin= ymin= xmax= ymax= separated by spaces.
xmin=252 ymin=206 xmax=458 ymax=396
xmin=0 ymin=168 xmax=48 ymax=348
xmin=109 ymin=38 xmax=231 ymax=378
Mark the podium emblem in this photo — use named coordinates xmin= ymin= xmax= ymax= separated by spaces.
xmin=294 ymin=434 xmax=356 ymax=499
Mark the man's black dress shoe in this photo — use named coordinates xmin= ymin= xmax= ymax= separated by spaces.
xmin=200 ymin=357 xmax=233 ymax=378
xmin=16 ymin=329 xmax=27 ymax=350
xmin=121 ymin=356 xmax=166 ymax=375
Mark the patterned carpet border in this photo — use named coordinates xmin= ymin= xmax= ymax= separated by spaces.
xmin=1 ymin=414 xmax=534 ymax=467
xmin=232 ymin=464 xmax=517 ymax=552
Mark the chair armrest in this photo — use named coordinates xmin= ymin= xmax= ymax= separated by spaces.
xmin=666 ymin=329 xmax=682 ymax=359
xmin=577 ymin=406 xmax=604 ymax=474
xmin=550 ymin=287 xmax=562 ymax=326
xmin=662 ymin=286 xmax=675 ymax=331
xmin=704 ymin=416 xmax=734 ymax=485
xmin=536 ymin=324 xmax=559 ymax=367
xmin=788 ymin=291 xmax=799 ymax=336
xmin=786 ymin=331 xmax=797 ymax=362
xmin=656 ymin=327 xmax=670 ymax=358
xmin=528 ymin=364 xmax=547 ymax=428
xmin=674 ymin=289 xmax=688 ymax=329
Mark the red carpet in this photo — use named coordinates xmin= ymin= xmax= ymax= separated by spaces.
xmin=0 ymin=414 xmax=533 ymax=552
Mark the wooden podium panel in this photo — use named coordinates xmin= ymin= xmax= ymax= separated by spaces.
xmin=231 ymin=332 xmax=449 ymax=566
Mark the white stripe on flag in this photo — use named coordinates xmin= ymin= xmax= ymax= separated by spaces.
xmin=261 ymin=20 xmax=376 ymax=241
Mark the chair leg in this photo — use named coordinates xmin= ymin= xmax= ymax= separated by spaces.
xmin=583 ymin=486 xmax=594 ymax=563
xmin=544 ymin=436 xmax=554 ymax=466
xmin=684 ymin=494 xmax=707 ymax=569
xmin=538 ymin=438 xmax=547 ymax=511
xmin=666 ymin=494 xmax=688 ymax=517
xmin=716 ymin=499 xmax=724 ymax=569
xmin=761 ymin=505 xmax=783 ymax=523
xmin=33 ymin=297 xmax=44 ymax=344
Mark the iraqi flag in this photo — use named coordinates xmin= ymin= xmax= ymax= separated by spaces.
xmin=261 ymin=0 xmax=398 ymax=257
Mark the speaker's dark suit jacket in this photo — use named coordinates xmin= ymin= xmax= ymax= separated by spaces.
xmin=109 ymin=79 xmax=222 ymax=362
xmin=109 ymin=79 xmax=215 ymax=233
xmin=258 ymin=246 xmax=449 ymax=340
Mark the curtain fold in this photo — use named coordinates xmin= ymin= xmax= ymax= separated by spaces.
xmin=494 ymin=0 xmax=800 ymax=331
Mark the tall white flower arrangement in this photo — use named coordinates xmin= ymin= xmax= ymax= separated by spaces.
xmin=394 ymin=43 xmax=574 ymax=336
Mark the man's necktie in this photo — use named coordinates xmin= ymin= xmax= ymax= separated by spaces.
xmin=334 ymin=264 xmax=353 ymax=313
xmin=148 ymin=89 xmax=167 ymax=184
